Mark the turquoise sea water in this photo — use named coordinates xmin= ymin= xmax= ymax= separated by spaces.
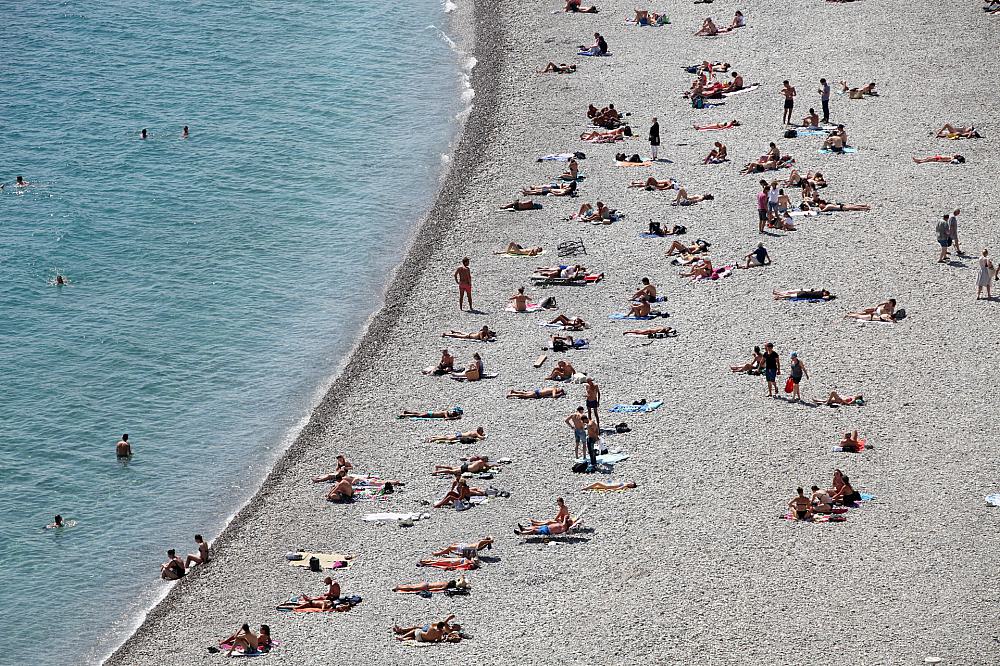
xmin=0 ymin=1 xmax=462 ymax=663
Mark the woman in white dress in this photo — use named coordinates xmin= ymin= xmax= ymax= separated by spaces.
xmin=976 ymin=249 xmax=995 ymax=300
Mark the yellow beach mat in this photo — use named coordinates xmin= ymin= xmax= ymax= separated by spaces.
xmin=287 ymin=552 xmax=355 ymax=569
xmin=616 ymin=161 xmax=653 ymax=167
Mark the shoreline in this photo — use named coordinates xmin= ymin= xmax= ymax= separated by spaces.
xmin=102 ymin=1 xmax=495 ymax=662
xmin=106 ymin=0 xmax=999 ymax=663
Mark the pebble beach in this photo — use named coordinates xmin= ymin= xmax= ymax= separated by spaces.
xmin=107 ymin=0 xmax=1000 ymax=664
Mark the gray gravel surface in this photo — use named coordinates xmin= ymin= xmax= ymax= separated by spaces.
xmin=106 ymin=0 xmax=1000 ymax=664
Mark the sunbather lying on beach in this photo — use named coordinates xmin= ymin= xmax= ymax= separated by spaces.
xmin=515 ymin=498 xmax=574 ymax=535
xmin=666 ymin=239 xmax=710 ymax=256
xmin=912 ymin=154 xmax=965 ymax=164
xmin=425 ymin=427 xmax=486 ymax=444
xmin=507 ymin=387 xmax=567 ymax=399
xmin=500 ymin=199 xmax=541 ymax=211
xmin=580 ymin=127 xmax=628 ymax=142
xmin=399 ymin=407 xmax=463 ymax=420
xmin=741 ymin=155 xmax=794 ymax=173
xmin=800 ymin=201 xmax=870 ymax=212
xmin=773 ymin=288 xmax=833 ymax=300
xmin=703 ymin=141 xmax=728 ymax=163
xmin=845 ymin=298 xmax=898 ymax=321
xmin=684 ymin=60 xmax=731 ymax=74
xmin=534 ymin=264 xmax=587 ymax=279
xmin=433 ymin=455 xmax=497 ymax=477
xmin=496 ymin=242 xmax=543 ymax=256
xmin=935 ymin=123 xmax=980 ymax=139
xmin=539 ymin=62 xmax=577 ymax=74
xmin=584 ymin=480 xmax=637 ymax=491
xmin=549 ymin=334 xmax=588 ymax=351
xmin=443 ymin=326 xmax=496 ymax=341
xmin=394 ymin=616 xmax=462 ymax=643
xmin=432 ymin=537 xmax=494 ymax=558
xmin=566 ymin=0 xmax=599 ymax=12
xmin=730 ymin=346 xmax=764 ymax=373
xmin=694 ymin=119 xmax=740 ymax=130
xmin=394 ymin=576 xmax=470 ymax=594
xmin=814 ymin=391 xmax=864 ymax=406
xmin=629 ymin=176 xmax=678 ymax=190
xmin=738 ymin=243 xmax=771 ymax=268
xmin=522 ymin=182 xmax=576 ymax=196
xmin=839 ymin=80 xmax=877 ymax=98
xmin=549 ymin=314 xmax=588 ymax=329
xmin=785 ymin=169 xmax=827 ymax=188
xmin=546 ymin=359 xmax=576 ymax=380
xmin=673 ymin=188 xmax=714 ymax=205
xmin=623 ymin=326 xmax=673 ymax=337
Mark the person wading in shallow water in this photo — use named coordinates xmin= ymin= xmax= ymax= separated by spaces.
xmin=454 ymin=257 xmax=473 ymax=311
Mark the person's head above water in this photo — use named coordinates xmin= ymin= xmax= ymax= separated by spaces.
xmin=122 ymin=434 xmax=128 ymax=441
xmin=54 ymin=514 xmax=63 ymax=525
xmin=140 ymin=129 xmax=148 ymax=139
xmin=55 ymin=275 xmax=65 ymax=285
xmin=16 ymin=176 xmax=25 ymax=184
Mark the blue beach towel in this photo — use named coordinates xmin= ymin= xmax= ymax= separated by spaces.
xmin=795 ymin=129 xmax=828 ymax=137
xmin=575 ymin=452 xmax=630 ymax=465
xmin=608 ymin=400 xmax=663 ymax=413
xmin=818 ymin=147 xmax=857 ymax=154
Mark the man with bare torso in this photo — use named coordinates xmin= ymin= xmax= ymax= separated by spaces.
xmin=454 ymin=258 xmax=473 ymax=310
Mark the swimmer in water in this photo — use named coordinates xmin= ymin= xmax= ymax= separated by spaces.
xmin=55 ymin=275 xmax=67 ymax=286
xmin=116 ymin=434 xmax=132 ymax=458
xmin=46 ymin=515 xmax=65 ymax=529
xmin=181 ymin=126 xmax=189 ymax=138
xmin=15 ymin=176 xmax=29 ymax=187
xmin=140 ymin=129 xmax=148 ymax=139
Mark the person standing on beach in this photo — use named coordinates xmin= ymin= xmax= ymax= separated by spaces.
xmin=948 ymin=209 xmax=962 ymax=255
xmin=781 ymin=80 xmax=796 ymax=125
xmin=935 ymin=214 xmax=952 ymax=263
xmin=818 ymin=78 xmax=831 ymax=123
xmin=977 ymin=249 xmax=995 ymax=300
xmin=565 ymin=406 xmax=587 ymax=457
xmin=454 ymin=257 xmax=473 ymax=310
xmin=584 ymin=378 xmax=601 ymax=426
xmin=763 ymin=342 xmax=781 ymax=397
xmin=648 ymin=117 xmax=660 ymax=161
xmin=585 ymin=416 xmax=600 ymax=469
xmin=788 ymin=352 xmax=809 ymax=402
xmin=116 ymin=434 xmax=132 ymax=458
xmin=757 ymin=180 xmax=769 ymax=234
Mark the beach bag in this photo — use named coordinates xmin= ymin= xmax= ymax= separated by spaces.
xmin=308 ymin=556 xmax=321 ymax=572
xmin=540 ymin=296 xmax=558 ymax=309
xmin=551 ymin=338 xmax=568 ymax=352
xmin=784 ymin=129 xmax=797 ymax=138
xmin=692 ymin=96 xmax=705 ymax=109
xmin=784 ymin=377 xmax=794 ymax=393
xmin=571 ymin=461 xmax=589 ymax=473
xmin=892 ymin=308 xmax=906 ymax=320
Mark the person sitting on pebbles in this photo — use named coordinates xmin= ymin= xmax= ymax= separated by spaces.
xmin=433 ymin=477 xmax=485 ymax=509
xmin=546 ymin=359 xmax=576 ymax=381
xmin=515 ymin=497 xmax=575 ymax=536
xmin=326 ymin=473 xmax=355 ymax=502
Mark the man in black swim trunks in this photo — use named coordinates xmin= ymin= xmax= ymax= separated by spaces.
xmin=160 ymin=549 xmax=186 ymax=580
xmin=781 ymin=80 xmax=796 ymax=125
xmin=762 ymin=342 xmax=781 ymax=397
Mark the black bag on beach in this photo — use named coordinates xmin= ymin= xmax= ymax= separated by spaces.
xmin=571 ymin=462 xmax=589 ymax=473
xmin=308 ymin=556 xmax=321 ymax=572
xmin=784 ymin=129 xmax=797 ymax=138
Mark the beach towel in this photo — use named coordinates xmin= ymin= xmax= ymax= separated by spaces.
xmin=217 ymin=640 xmax=282 ymax=657
xmin=609 ymin=312 xmax=668 ymax=320
xmin=288 ymin=552 xmax=354 ymax=570
xmin=506 ymin=303 xmax=546 ymax=313
xmin=616 ymin=160 xmax=653 ymax=167
xmin=530 ymin=273 xmax=603 ymax=285
xmin=787 ymin=296 xmax=835 ymax=303
xmin=537 ymin=153 xmax=578 ymax=162
xmin=794 ymin=129 xmax=828 ymax=137
xmin=780 ymin=512 xmax=847 ymax=523
xmin=362 ymin=512 xmax=430 ymax=522
xmin=608 ymin=400 xmax=663 ymax=413
xmin=721 ymin=83 xmax=760 ymax=97
xmin=544 ymin=338 xmax=589 ymax=350
xmin=498 ymin=250 xmax=545 ymax=257
xmin=788 ymin=210 xmax=820 ymax=218
xmin=818 ymin=147 xmax=857 ymax=154
xmin=985 ymin=494 xmax=1000 ymax=507
xmin=574 ymin=452 xmax=628 ymax=465
xmin=695 ymin=124 xmax=736 ymax=131
xmin=578 ymin=51 xmax=612 ymax=57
